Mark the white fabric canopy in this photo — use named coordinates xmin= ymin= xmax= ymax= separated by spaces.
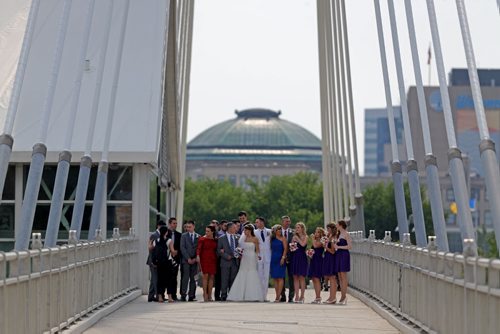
xmin=0 ymin=0 xmax=168 ymax=163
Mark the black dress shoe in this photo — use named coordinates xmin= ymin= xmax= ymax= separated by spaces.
xmin=180 ymin=296 xmax=187 ymax=302
xmin=188 ymin=297 xmax=197 ymax=302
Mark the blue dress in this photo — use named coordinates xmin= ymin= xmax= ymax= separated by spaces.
xmin=322 ymin=242 xmax=337 ymax=276
xmin=270 ymin=238 xmax=286 ymax=279
xmin=308 ymin=246 xmax=324 ymax=278
xmin=291 ymin=242 xmax=308 ymax=276
xmin=335 ymin=237 xmax=350 ymax=272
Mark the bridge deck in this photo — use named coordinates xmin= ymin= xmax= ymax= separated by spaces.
xmin=85 ymin=288 xmax=398 ymax=333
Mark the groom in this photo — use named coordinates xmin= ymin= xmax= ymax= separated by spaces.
xmin=217 ymin=222 xmax=239 ymax=301
xmin=254 ymin=217 xmax=271 ymax=301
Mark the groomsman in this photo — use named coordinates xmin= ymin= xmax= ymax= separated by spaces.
xmin=147 ymin=220 xmax=166 ymax=302
xmin=180 ymin=220 xmax=199 ymax=301
xmin=254 ymin=217 xmax=271 ymax=301
xmin=214 ymin=220 xmax=225 ymax=301
xmin=238 ymin=211 xmax=249 ymax=234
xmin=280 ymin=215 xmax=295 ymax=302
xmin=217 ymin=222 xmax=239 ymax=301
xmin=168 ymin=217 xmax=181 ymax=301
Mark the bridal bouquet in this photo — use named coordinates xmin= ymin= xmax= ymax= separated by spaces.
xmin=289 ymin=241 xmax=298 ymax=252
xmin=306 ymin=248 xmax=315 ymax=259
xmin=234 ymin=247 xmax=243 ymax=259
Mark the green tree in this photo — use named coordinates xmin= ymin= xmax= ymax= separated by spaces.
xmin=363 ymin=181 xmax=434 ymax=241
xmin=183 ymin=172 xmax=324 ymax=234
xmin=477 ymin=225 xmax=499 ymax=258
xmin=247 ymin=172 xmax=324 ymax=233
xmin=183 ymin=178 xmax=250 ymax=234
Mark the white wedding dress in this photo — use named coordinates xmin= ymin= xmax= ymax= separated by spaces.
xmin=227 ymin=242 xmax=264 ymax=302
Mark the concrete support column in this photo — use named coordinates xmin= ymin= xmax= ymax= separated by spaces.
xmin=407 ymin=160 xmax=427 ymax=247
xmin=392 ymin=161 xmax=409 ymax=241
xmin=132 ymin=164 xmax=150 ymax=293
xmin=44 ymin=150 xmax=72 ymax=248
xmin=425 ymin=155 xmax=449 ymax=252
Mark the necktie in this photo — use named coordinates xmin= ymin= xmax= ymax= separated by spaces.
xmin=230 ymin=235 xmax=235 ymax=252
xmin=191 ymin=233 xmax=194 ymax=243
xmin=284 ymin=229 xmax=288 ymax=238
xmin=261 ymin=229 xmax=265 ymax=242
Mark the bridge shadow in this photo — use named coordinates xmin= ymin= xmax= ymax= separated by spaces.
xmin=83 ymin=288 xmax=398 ymax=334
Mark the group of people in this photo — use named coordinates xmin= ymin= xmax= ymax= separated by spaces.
xmin=147 ymin=211 xmax=351 ymax=305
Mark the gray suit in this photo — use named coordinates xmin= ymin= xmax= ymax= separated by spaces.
xmin=180 ymin=232 xmax=199 ymax=299
xmin=217 ymin=233 xmax=239 ymax=299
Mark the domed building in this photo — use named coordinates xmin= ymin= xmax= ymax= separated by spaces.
xmin=186 ymin=108 xmax=322 ymax=186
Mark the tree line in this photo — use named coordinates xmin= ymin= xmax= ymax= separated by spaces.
xmin=183 ymin=172 xmax=497 ymax=258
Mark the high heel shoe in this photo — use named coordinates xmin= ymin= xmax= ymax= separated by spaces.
xmin=338 ymin=297 xmax=347 ymax=305
xmin=310 ymin=298 xmax=321 ymax=304
xmin=323 ymin=299 xmax=337 ymax=304
xmin=298 ymin=297 xmax=304 ymax=304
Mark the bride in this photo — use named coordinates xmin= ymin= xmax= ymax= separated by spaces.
xmin=227 ymin=224 xmax=264 ymax=302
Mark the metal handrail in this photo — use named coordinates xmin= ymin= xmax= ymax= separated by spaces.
xmin=0 ymin=237 xmax=138 ymax=334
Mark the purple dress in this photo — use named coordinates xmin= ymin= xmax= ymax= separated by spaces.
xmin=335 ymin=237 xmax=350 ymax=272
xmin=322 ymin=242 xmax=337 ymax=276
xmin=308 ymin=246 xmax=324 ymax=278
xmin=291 ymin=243 xmax=308 ymax=276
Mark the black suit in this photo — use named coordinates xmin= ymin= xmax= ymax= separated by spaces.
xmin=147 ymin=230 xmax=160 ymax=301
xmin=281 ymin=228 xmax=295 ymax=301
xmin=168 ymin=230 xmax=182 ymax=299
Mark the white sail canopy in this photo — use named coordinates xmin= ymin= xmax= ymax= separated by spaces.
xmin=0 ymin=0 xmax=169 ymax=163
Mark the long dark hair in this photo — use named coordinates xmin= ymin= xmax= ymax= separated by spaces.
xmin=206 ymin=225 xmax=215 ymax=237
xmin=244 ymin=224 xmax=255 ymax=237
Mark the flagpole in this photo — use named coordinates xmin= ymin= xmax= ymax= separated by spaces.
xmin=427 ymin=44 xmax=432 ymax=85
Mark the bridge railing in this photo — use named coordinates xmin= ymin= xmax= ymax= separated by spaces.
xmin=350 ymin=232 xmax=500 ymax=334
xmin=0 ymin=236 xmax=139 ymax=334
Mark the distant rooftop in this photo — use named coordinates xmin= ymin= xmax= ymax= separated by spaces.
xmin=188 ymin=108 xmax=321 ymax=150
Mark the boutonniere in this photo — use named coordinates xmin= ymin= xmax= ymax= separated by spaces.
xmin=267 ymin=230 xmax=271 ymax=237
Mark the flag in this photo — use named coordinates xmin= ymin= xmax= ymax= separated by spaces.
xmin=427 ymin=45 xmax=432 ymax=65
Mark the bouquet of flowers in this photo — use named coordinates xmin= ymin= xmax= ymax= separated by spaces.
xmin=234 ymin=247 xmax=243 ymax=259
xmin=320 ymin=236 xmax=329 ymax=246
xmin=289 ymin=241 xmax=298 ymax=252
xmin=306 ymin=248 xmax=315 ymax=259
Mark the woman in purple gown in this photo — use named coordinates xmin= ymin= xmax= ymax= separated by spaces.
xmin=322 ymin=223 xmax=338 ymax=304
xmin=334 ymin=220 xmax=351 ymax=305
xmin=290 ymin=222 xmax=308 ymax=303
xmin=308 ymin=227 xmax=325 ymax=304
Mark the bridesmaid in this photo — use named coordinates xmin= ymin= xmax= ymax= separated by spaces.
xmin=291 ymin=222 xmax=308 ymax=303
xmin=334 ymin=220 xmax=351 ymax=305
xmin=270 ymin=224 xmax=288 ymax=302
xmin=308 ymin=227 xmax=325 ymax=304
xmin=322 ymin=223 xmax=338 ymax=304
xmin=196 ymin=225 xmax=218 ymax=302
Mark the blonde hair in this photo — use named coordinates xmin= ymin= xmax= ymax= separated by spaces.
xmin=295 ymin=222 xmax=306 ymax=237
xmin=314 ymin=227 xmax=326 ymax=240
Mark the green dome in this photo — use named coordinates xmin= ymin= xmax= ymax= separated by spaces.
xmin=188 ymin=108 xmax=321 ymax=150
